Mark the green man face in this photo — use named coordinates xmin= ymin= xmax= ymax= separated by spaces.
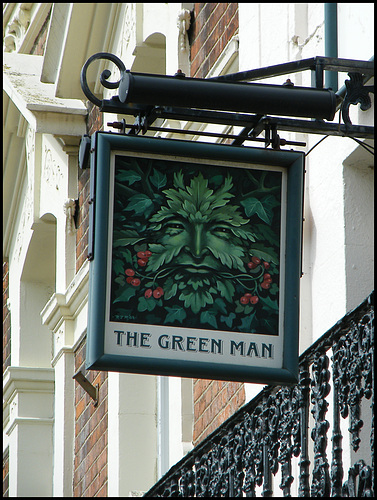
xmin=159 ymin=218 xmax=243 ymax=273
xmin=111 ymin=162 xmax=280 ymax=334
xmin=148 ymin=172 xmax=255 ymax=276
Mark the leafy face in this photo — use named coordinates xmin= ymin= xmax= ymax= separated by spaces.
xmin=147 ymin=173 xmax=255 ymax=275
xmin=110 ymin=157 xmax=282 ymax=334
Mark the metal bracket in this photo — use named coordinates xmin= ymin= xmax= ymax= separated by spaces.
xmin=341 ymin=72 xmax=374 ymax=125
xmin=80 ymin=53 xmax=374 ymax=147
xmin=73 ymin=370 xmax=99 ymax=406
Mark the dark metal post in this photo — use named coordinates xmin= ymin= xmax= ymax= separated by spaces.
xmin=325 ymin=3 xmax=339 ymax=91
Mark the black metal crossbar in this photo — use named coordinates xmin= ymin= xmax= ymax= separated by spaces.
xmin=81 ymin=54 xmax=374 ymax=148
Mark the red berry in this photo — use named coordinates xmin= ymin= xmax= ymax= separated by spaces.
xmin=264 ymin=278 xmax=272 ymax=283
xmin=250 ymin=296 xmax=259 ymax=304
xmin=131 ymin=278 xmax=140 ymax=286
xmin=263 ymin=273 xmax=271 ymax=280
xmin=153 ymin=287 xmax=164 ymax=299
xmin=138 ymin=258 xmax=148 ymax=266
xmin=251 ymin=256 xmax=261 ymax=265
xmin=263 ymin=261 xmax=270 ymax=269
xmin=137 ymin=251 xmax=146 ymax=258
xmin=126 ymin=277 xmax=134 ymax=284
xmin=244 ymin=293 xmax=252 ymax=298
xmin=145 ymin=289 xmax=153 ymax=298
xmin=145 ymin=250 xmax=152 ymax=257
xmin=247 ymin=261 xmax=257 ymax=269
xmin=125 ymin=269 xmax=135 ymax=276
xmin=261 ymin=281 xmax=271 ymax=289
xmin=240 ymin=296 xmax=249 ymax=305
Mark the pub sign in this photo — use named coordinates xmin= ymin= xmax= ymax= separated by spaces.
xmin=86 ymin=133 xmax=304 ymax=384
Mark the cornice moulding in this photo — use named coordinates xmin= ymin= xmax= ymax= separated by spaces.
xmin=41 ymin=260 xmax=90 ymax=332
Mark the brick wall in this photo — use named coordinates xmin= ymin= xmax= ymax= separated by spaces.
xmin=73 ymin=95 xmax=106 ymax=495
xmin=189 ymin=3 xmax=238 ymax=78
xmin=74 ymin=338 xmax=108 ymax=497
xmin=189 ymin=3 xmax=245 ymax=446
xmin=76 ymin=102 xmax=102 ymax=272
xmin=193 ymin=379 xmax=245 ymax=446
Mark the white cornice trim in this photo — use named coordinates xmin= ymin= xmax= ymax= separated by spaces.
xmin=3 ymin=366 xmax=55 ymax=404
xmin=3 ymin=52 xmax=87 ymax=135
xmin=41 ymin=259 xmax=90 ymax=332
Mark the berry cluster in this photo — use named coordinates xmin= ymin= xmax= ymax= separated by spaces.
xmin=247 ymin=256 xmax=270 ymax=270
xmin=124 ymin=250 xmax=153 ymax=286
xmin=261 ymin=273 xmax=272 ymax=289
xmin=125 ymin=249 xmax=165 ymax=299
xmin=136 ymin=250 xmax=152 ymax=267
xmin=239 ymin=255 xmax=273 ymax=305
xmin=144 ymin=286 xmax=164 ymax=299
xmin=125 ymin=268 xmax=140 ymax=286
xmin=240 ymin=293 xmax=259 ymax=305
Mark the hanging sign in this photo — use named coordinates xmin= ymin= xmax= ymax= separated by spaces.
xmin=86 ymin=132 xmax=304 ymax=384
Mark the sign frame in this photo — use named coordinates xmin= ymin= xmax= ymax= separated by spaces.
xmin=86 ymin=132 xmax=304 ymax=385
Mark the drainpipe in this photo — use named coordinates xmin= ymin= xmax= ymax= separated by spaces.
xmin=324 ymin=3 xmax=338 ymax=91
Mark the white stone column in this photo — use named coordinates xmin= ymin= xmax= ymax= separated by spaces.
xmin=3 ymin=367 xmax=54 ymax=497
xmin=51 ymin=348 xmax=75 ymax=496
xmin=108 ymin=372 xmax=158 ymax=496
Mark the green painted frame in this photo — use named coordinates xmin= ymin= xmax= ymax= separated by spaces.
xmin=86 ymin=132 xmax=304 ymax=385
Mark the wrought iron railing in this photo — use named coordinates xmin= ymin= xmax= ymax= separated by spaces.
xmin=145 ymin=292 xmax=374 ymax=497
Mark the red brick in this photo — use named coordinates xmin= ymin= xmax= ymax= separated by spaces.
xmin=73 ymin=339 xmax=108 ymax=497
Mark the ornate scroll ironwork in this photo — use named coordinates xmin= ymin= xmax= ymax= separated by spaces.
xmin=341 ymin=72 xmax=374 ymax=125
xmin=144 ymin=292 xmax=374 ymax=497
xmin=80 ymin=52 xmax=126 ymax=108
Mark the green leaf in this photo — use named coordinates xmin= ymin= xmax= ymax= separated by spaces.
xmin=240 ymin=311 xmax=257 ymax=332
xmin=250 ymin=244 xmax=279 ymax=264
xmin=240 ymin=197 xmax=273 ymax=224
xmin=220 ymin=312 xmax=236 ymax=328
xmin=118 ymin=248 xmax=132 ymax=262
xmin=179 ymin=289 xmax=214 ymax=314
xmin=269 ymin=283 xmax=279 ymax=295
xmin=164 ymin=282 xmax=178 ymax=300
xmin=137 ymin=296 xmax=157 ymax=312
xmin=125 ymin=194 xmax=154 ymax=216
xmin=113 ymin=259 xmax=124 ymax=275
xmin=150 ymin=169 xmax=167 ymax=190
xmin=261 ymin=194 xmax=280 ymax=209
xmin=173 ymin=171 xmax=185 ymax=190
xmin=114 ymin=276 xmax=125 ymax=286
xmin=214 ymin=298 xmax=227 ymax=314
xmin=260 ymin=295 xmax=279 ymax=312
xmin=188 ymin=278 xmax=203 ymax=291
xmin=200 ymin=310 xmax=218 ymax=329
xmin=165 ymin=305 xmax=187 ymax=324
xmin=117 ymin=170 xmax=141 ymax=185
xmin=113 ymin=236 xmax=145 ymax=247
xmin=113 ymin=286 xmax=137 ymax=303
xmin=230 ymin=227 xmax=256 ymax=242
xmin=216 ymin=280 xmax=235 ymax=302
xmin=147 ymin=244 xmax=182 ymax=272
xmin=254 ymin=224 xmax=280 ymax=246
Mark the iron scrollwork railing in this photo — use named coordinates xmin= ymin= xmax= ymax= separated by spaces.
xmin=144 ymin=292 xmax=374 ymax=497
